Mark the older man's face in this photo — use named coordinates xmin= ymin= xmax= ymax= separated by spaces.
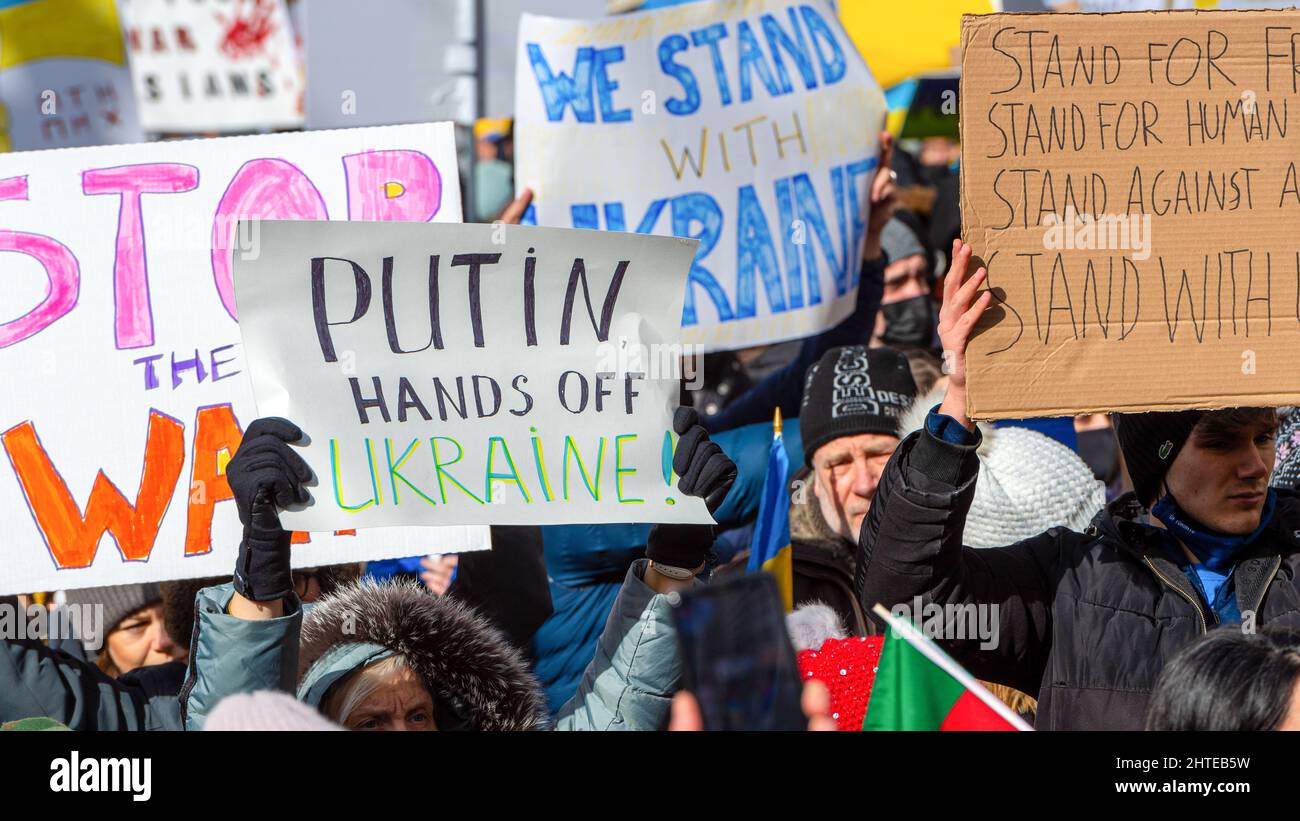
xmin=811 ymin=433 xmax=900 ymax=543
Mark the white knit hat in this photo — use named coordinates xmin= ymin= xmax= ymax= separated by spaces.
xmin=205 ymin=691 xmax=341 ymax=731
xmin=900 ymin=387 xmax=1106 ymax=548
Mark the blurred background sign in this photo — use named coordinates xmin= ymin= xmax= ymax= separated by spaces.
xmin=0 ymin=0 xmax=142 ymax=150
xmin=887 ymin=71 xmax=960 ymax=141
xmin=119 ymin=0 xmax=303 ymax=134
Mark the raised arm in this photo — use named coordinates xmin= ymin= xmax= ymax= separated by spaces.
xmin=704 ymin=132 xmax=897 ymax=434
xmin=555 ymin=408 xmax=736 ymax=730
xmin=853 ymin=240 xmax=1058 ymax=696
xmin=180 ymin=418 xmax=309 ymax=730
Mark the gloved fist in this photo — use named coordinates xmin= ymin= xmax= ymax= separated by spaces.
xmin=646 ymin=407 xmax=738 ymax=574
xmin=226 ymin=417 xmax=313 ymax=602
xmin=227 ymin=417 xmax=312 ymax=530
xmin=671 ymin=407 xmax=736 ymax=513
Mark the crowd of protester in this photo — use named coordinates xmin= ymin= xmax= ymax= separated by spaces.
xmin=4 ymin=108 xmax=1300 ymax=734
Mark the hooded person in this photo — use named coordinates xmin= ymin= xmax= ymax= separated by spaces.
xmin=872 ymin=218 xmax=937 ymax=350
xmin=856 ymin=238 xmax=1300 ymax=730
xmin=179 ymin=411 xmax=737 ymax=731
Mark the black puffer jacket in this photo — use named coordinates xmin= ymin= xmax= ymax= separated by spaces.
xmin=856 ymin=426 xmax=1300 ymax=731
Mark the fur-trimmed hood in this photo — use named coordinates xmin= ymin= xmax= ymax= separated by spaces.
xmin=297 ymin=578 xmax=549 ymax=731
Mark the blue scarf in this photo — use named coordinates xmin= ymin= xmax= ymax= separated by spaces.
xmin=1151 ymin=489 xmax=1277 ymax=572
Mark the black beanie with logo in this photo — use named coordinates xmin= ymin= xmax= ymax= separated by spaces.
xmin=1113 ymin=410 xmax=1205 ymax=507
xmin=799 ymin=346 xmax=918 ymax=467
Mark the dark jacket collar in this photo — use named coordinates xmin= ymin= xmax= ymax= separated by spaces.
xmin=1089 ymin=490 xmax=1300 ymax=619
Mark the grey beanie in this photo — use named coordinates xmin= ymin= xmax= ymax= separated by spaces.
xmin=881 ymin=218 xmax=926 ymax=264
xmin=62 ymin=582 xmax=162 ymax=652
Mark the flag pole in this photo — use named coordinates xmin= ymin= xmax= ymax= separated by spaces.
xmin=872 ymin=603 xmax=1034 ymax=731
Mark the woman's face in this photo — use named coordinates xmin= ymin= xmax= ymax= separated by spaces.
xmin=344 ymin=664 xmax=437 ymax=732
xmin=104 ymin=603 xmax=185 ymax=674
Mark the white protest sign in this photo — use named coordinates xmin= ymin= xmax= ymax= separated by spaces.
xmin=0 ymin=122 xmax=484 ymax=596
xmin=119 ymin=0 xmax=303 ymax=133
xmin=234 ymin=220 xmax=713 ymax=529
xmin=514 ymin=0 xmax=885 ymax=352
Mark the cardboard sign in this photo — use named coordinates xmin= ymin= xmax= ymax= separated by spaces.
xmin=961 ymin=9 xmax=1300 ymax=418
xmin=234 ymin=220 xmax=714 ymax=529
xmin=514 ymin=0 xmax=886 ymax=352
xmin=120 ymin=0 xmax=303 ymax=133
xmin=0 ymin=0 xmax=143 ymax=151
xmin=0 ymin=122 xmax=485 ymax=596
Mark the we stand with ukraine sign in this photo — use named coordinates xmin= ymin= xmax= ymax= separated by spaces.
xmin=514 ymin=0 xmax=886 ymax=352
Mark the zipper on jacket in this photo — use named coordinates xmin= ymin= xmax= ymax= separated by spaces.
xmin=1247 ymin=555 xmax=1283 ymax=625
xmin=1143 ymin=556 xmax=1207 ymax=635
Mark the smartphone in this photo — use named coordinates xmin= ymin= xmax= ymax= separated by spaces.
xmin=668 ymin=572 xmax=807 ymax=731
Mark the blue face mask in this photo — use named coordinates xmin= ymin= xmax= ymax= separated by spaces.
xmin=1151 ymin=489 xmax=1277 ymax=572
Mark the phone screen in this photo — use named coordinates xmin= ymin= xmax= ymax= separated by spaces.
xmin=669 ymin=573 xmax=807 ymax=731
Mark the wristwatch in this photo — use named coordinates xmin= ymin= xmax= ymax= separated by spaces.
xmin=648 ymin=560 xmax=704 ymax=580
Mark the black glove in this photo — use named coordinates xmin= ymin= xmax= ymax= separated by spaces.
xmin=646 ymin=407 xmax=738 ymax=572
xmin=670 ymin=406 xmax=736 ymax=513
xmin=226 ymin=417 xmax=312 ymax=602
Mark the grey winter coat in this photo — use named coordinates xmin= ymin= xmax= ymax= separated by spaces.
xmin=0 ymin=640 xmax=185 ymax=731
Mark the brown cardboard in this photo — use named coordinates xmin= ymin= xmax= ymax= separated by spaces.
xmin=960 ymin=9 xmax=1300 ymax=418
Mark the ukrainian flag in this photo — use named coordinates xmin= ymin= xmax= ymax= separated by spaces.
xmin=747 ymin=408 xmax=793 ymax=612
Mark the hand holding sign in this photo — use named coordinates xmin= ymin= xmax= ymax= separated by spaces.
xmin=234 ymin=220 xmax=711 ymax=529
xmin=227 ymin=417 xmax=312 ymax=604
xmin=937 ymin=240 xmax=993 ymax=433
xmin=645 ymin=407 xmax=738 ymax=583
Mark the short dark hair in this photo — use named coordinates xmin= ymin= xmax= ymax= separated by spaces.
xmin=1146 ymin=627 xmax=1300 ymax=731
xmin=1191 ymin=408 xmax=1279 ymax=444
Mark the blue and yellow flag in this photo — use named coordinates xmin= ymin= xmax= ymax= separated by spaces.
xmin=748 ymin=408 xmax=793 ymax=611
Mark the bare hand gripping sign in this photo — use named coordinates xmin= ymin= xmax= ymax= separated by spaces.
xmin=234 ymin=221 xmax=713 ymax=529
xmin=961 ymin=9 xmax=1300 ymax=417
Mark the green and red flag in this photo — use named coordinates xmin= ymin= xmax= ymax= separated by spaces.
xmin=863 ymin=604 xmax=1033 ymax=731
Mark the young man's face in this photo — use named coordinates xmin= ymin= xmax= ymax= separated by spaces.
xmin=811 ymin=433 xmax=900 ymax=543
xmin=1163 ymin=412 xmax=1277 ymax=535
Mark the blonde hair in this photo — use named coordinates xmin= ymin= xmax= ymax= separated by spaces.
xmin=321 ymin=654 xmax=413 ymax=726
